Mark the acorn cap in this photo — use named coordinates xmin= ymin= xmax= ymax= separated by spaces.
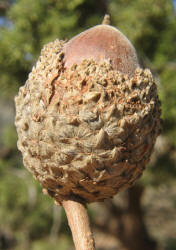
xmin=15 ymin=21 xmax=161 ymax=204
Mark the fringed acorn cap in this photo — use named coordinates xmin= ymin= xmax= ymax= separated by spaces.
xmin=15 ymin=19 xmax=161 ymax=204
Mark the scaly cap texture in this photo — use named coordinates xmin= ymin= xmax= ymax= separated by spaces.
xmin=15 ymin=39 xmax=161 ymax=204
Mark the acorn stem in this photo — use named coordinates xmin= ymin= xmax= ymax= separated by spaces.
xmin=102 ymin=14 xmax=111 ymax=25
xmin=62 ymin=200 xmax=95 ymax=250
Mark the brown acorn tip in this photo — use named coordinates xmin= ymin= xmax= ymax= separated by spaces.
xmin=102 ymin=14 xmax=111 ymax=25
xmin=63 ymin=22 xmax=139 ymax=77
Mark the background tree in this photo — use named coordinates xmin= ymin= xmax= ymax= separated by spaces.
xmin=0 ymin=0 xmax=176 ymax=250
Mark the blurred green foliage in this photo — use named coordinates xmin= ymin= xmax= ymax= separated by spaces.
xmin=0 ymin=0 xmax=176 ymax=249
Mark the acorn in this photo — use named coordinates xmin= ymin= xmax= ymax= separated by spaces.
xmin=15 ymin=15 xmax=161 ymax=205
xmin=63 ymin=15 xmax=138 ymax=77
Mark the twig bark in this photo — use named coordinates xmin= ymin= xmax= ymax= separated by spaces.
xmin=62 ymin=200 xmax=95 ymax=250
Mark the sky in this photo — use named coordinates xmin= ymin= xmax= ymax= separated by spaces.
xmin=173 ymin=0 xmax=176 ymax=8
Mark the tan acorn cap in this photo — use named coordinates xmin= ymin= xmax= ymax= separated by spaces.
xmin=15 ymin=37 xmax=161 ymax=204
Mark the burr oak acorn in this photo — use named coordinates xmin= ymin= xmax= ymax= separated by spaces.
xmin=15 ymin=16 xmax=161 ymax=205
